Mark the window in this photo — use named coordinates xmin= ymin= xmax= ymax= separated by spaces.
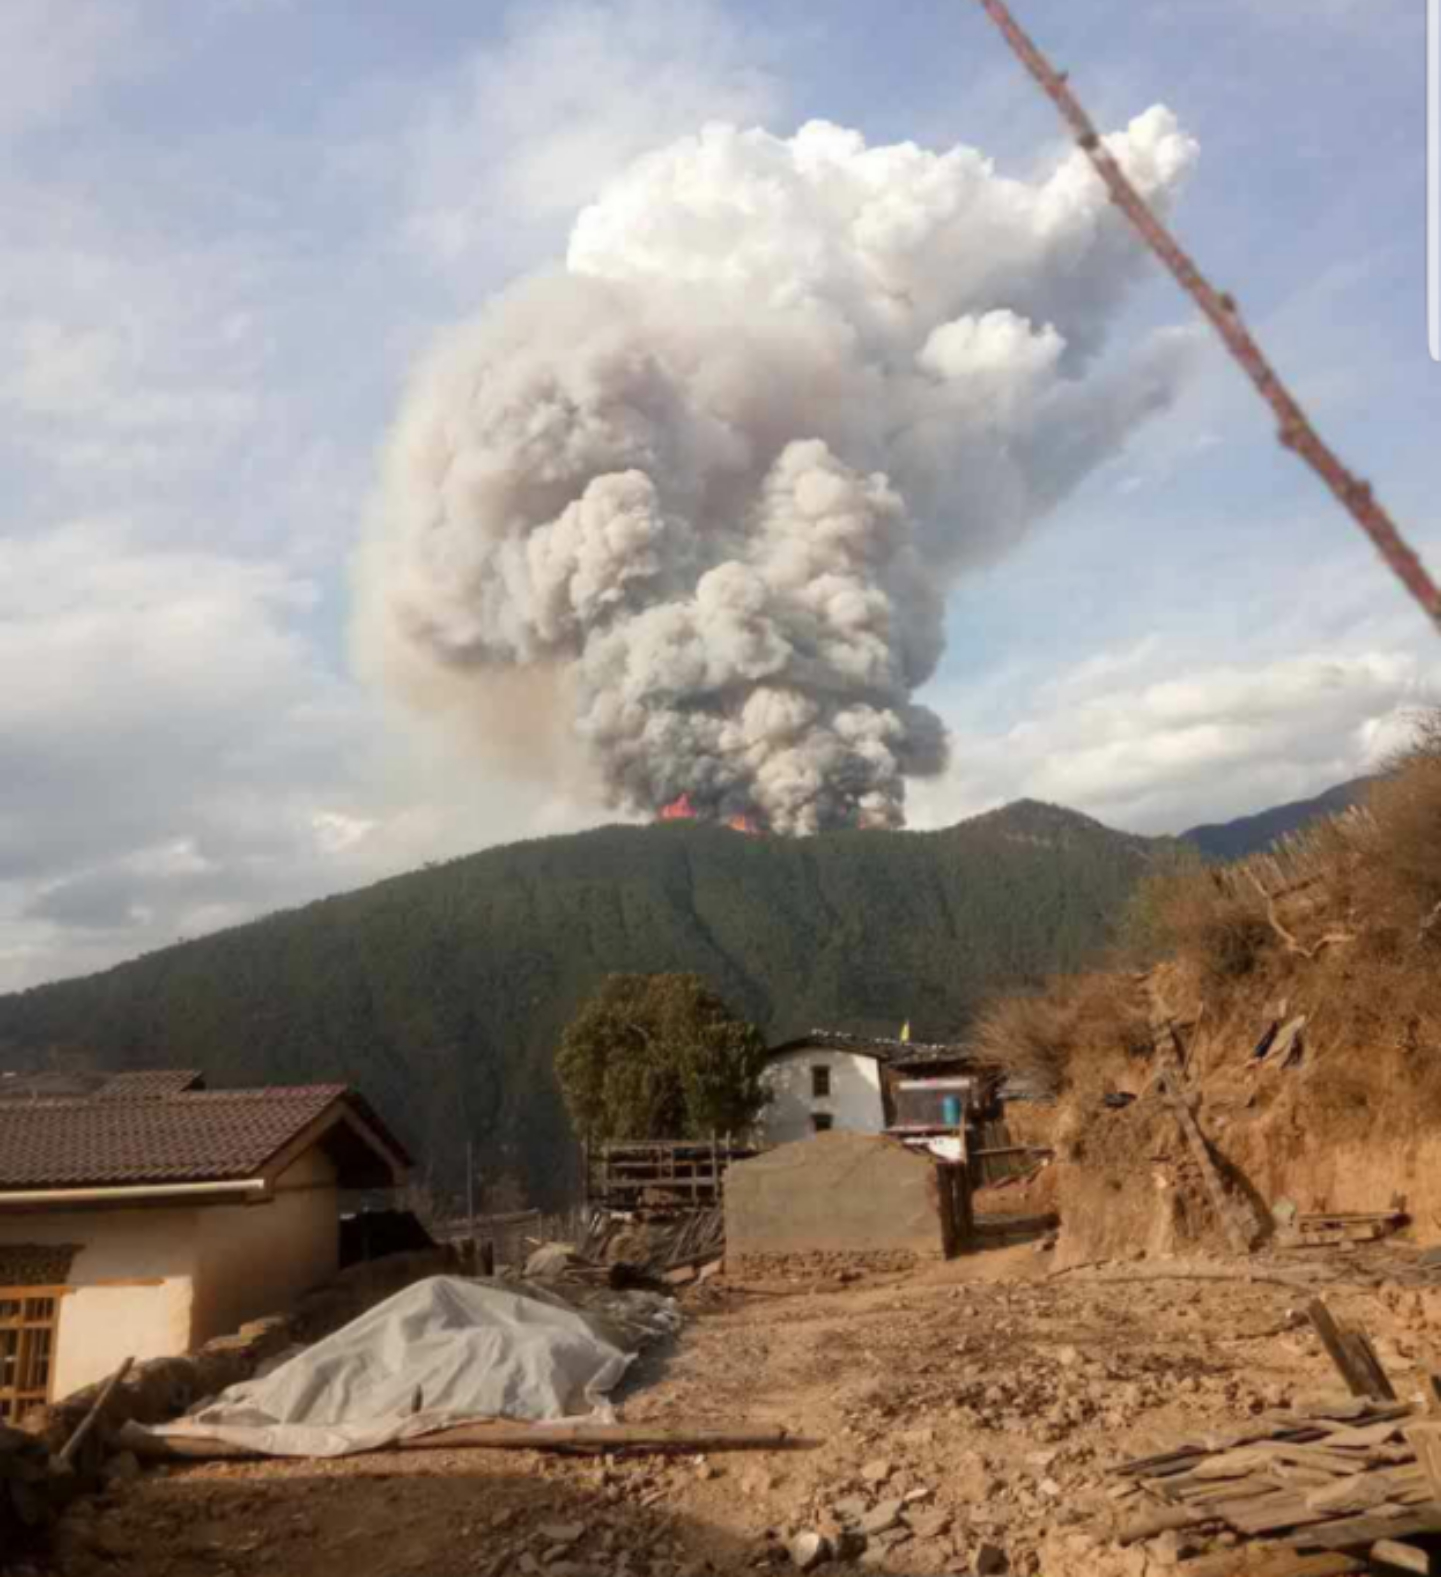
xmin=811 ymin=1113 xmax=834 ymax=1133
xmin=810 ymin=1065 xmax=831 ymax=1098
xmin=0 ymin=1292 xmax=59 ymax=1423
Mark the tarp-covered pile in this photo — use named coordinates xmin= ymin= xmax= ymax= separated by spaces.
xmin=141 ymin=1276 xmax=679 ymax=1459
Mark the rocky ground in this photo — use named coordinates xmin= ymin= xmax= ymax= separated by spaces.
xmin=21 ymin=1237 xmax=1441 ymax=1577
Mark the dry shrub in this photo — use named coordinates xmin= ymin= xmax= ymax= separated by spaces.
xmin=1124 ymin=851 xmax=1274 ymax=982
xmin=1362 ymin=723 xmax=1441 ymax=932
xmin=967 ymin=968 xmax=1151 ymax=1097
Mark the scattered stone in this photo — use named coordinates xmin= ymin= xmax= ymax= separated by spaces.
xmin=788 ymin=1532 xmax=830 ymax=1571
xmin=903 ymin=1507 xmax=951 ymax=1540
xmin=859 ymin=1499 xmax=903 ymax=1536
xmin=1039 ymin=1477 xmax=1062 ymax=1499
xmin=902 ymin=1485 xmax=933 ymax=1504
xmin=976 ymin=1544 xmax=1009 ymax=1575
xmin=860 ymin=1459 xmax=893 ymax=1485
xmin=831 ymin=1496 xmax=869 ymax=1523
xmin=539 ymin=1523 xmax=585 ymax=1546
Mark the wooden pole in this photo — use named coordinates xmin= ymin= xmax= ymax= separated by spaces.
xmin=121 ymin=1419 xmax=803 ymax=1463
xmin=58 ymin=1356 xmax=133 ymax=1470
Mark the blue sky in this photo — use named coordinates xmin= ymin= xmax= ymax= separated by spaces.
xmin=0 ymin=0 xmax=1435 ymax=989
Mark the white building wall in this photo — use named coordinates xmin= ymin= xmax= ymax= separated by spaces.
xmin=758 ymin=1049 xmax=887 ymax=1146
xmin=191 ymin=1148 xmax=340 ymax=1346
xmin=0 ymin=1206 xmax=201 ymax=1400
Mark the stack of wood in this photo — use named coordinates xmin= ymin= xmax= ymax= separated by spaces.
xmin=578 ymin=1206 xmax=726 ymax=1279
xmin=650 ymin=1207 xmax=725 ymax=1278
xmin=1113 ymin=1399 xmax=1441 ymax=1557
xmin=1111 ymin=1301 xmax=1441 ymax=1573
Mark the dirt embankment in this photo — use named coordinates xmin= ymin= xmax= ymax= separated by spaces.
xmin=1051 ymin=935 xmax=1441 ymax=1267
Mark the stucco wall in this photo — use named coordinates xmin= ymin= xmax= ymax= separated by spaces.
xmin=191 ymin=1148 xmax=340 ymax=1346
xmin=759 ymin=1049 xmax=886 ymax=1146
xmin=726 ymin=1131 xmax=949 ymax=1259
xmin=0 ymin=1147 xmax=342 ymax=1404
xmin=0 ymin=1207 xmax=200 ymax=1399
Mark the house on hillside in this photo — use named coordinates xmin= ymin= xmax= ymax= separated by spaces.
xmin=757 ymin=1030 xmax=991 ymax=1146
xmin=0 ymin=1069 xmax=410 ymax=1418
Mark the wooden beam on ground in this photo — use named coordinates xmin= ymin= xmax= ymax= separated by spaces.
xmin=120 ymin=1419 xmax=806 ymax=1464
xmin=1180 ymin=1551 xmax=1362 ymax=1577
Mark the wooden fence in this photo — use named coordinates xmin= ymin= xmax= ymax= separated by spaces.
xmin=586 ymin=1139 xmax=760 ymax=1212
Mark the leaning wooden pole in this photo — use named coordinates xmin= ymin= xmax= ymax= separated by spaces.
xmin=58 ymin=1356 xmax=133 ymax=1470
xmin=971 ymin=0 xmax=1441 ymax=634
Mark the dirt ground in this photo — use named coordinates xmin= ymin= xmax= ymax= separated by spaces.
xmin=24 ymin=1236 xmax=1441 ymax=1577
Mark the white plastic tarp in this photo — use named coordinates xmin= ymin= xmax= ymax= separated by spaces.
xmin=143 ymin=1276 xmax=662 ymax=1458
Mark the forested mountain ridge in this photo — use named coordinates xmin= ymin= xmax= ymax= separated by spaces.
xmin=1180 ymin=777 xmax=1373 ymax=861
xmin=0 ymin=804 xmax=1163 ymax=1207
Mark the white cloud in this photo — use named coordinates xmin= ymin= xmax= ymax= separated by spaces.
xmin=0 ymin=0 xmax=155 ymax=138
xmin=910 ymin=643 xmax=1437 ymax=835
xmin=402 ymin=0 xmax=784 ymax=269
xmin=0 ymin=520 xmax=610 ymax=991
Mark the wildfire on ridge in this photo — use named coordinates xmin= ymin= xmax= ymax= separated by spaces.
xmin=656 ymin=794 xmax=764 ymax=834
xmin=658 ymin=792 xmax=697 ymax=821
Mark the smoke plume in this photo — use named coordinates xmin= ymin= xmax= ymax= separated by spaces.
xmin=357 ymin=110 xmax=1198 ymax=833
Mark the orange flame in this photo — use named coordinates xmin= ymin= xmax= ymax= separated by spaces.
xmin=726 ymin=813 xmax=762 ymax=835
xmin=658 ymin=792 xmax=697 ymax=821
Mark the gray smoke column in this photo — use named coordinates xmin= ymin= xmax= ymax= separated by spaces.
xmin=356 ymin=111 xmax=1198 ymax=833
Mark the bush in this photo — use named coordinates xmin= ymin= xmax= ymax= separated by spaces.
xmin=966 ymin=969 xmax=1152 ymax=1097
xmin=1123 ymin=850 xmax=1273 ymax=982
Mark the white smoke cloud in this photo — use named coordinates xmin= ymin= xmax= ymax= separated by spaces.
xmin=357 ymin=108 xmax=1199 ymax=833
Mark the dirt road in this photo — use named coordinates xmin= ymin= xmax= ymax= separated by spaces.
xmin=31 ymin=1245 xmax=1440 ymax=1577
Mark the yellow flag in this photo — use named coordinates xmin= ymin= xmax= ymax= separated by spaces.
xmin=900 ymin=1020 xmax=911 ymax=1043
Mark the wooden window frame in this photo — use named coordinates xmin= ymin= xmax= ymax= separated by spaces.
xmin=810 ymin=1064 xmax=832 ymax=1099
xmin=0 ymin=1285 xmax=69 ymax=1424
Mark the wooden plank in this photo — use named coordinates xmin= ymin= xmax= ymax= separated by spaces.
xmin=1371 ymin=1539 xmax=1434 ymax=1574
xmin=1404 ymin=1422 xmax=1441 ymax=1500
xmin=1180 ymin=1552 xmax=1361 ymax=1577
xmin=1296 ymin=1509 xmax=1441 ymax=1550
xmin=1115 ymin=1501 xmax=1209 ymax=1544
xmin=1348 ymin=1330 xmax=1399 ymax=1403
xmin=1308 ymin=1300 xmax=1384 ymax=1400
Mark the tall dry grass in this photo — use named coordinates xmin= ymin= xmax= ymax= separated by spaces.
xmin=965 ymin=968 xmax=1152 ymax=1097
xmin=967 ymin=709 xmax=1441 ymax=1100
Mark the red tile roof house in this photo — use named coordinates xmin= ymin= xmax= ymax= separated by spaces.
xmin=0 ymin=1070 xmax=410 ymax=1420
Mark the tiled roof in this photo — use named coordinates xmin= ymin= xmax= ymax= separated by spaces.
xmin=92 ymin=1070 xmax=205 ymax=1101
xmin=766 ymin=1029 xmax=977 ymax=1068
xmin=0 ymin=1068 xmax=204 ymax=1103
xmin=0 ymin=1084 xmax=377 ymax=1190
